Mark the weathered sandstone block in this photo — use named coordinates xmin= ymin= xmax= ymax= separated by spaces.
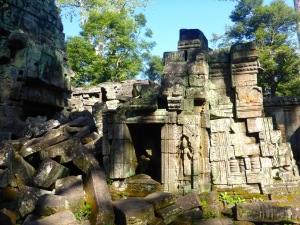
xmin=33 ymin=158 xmax=69 ymax=188
xmin=85 ymin=168 xmax=115 ymax=225
xmin=113 ymin=197 xmax=155 ymax=225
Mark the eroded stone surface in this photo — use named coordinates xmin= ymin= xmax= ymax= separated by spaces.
xmin=0 ymin=0 xmax=73 ymax=141
xmin=113 ymin=197 xmax=155 ymax=225
xmin=33 ymin=158 xmax=70 ymax=188
xmin=85 ymin=168 xmax=115 ymax=225
xmin=236 ymin=201 xmax=300 ymax=223
xmin=24 ymin=210 xmax=80 ymax=225
xmin=144 ymin=192 xmax=177 ymax=211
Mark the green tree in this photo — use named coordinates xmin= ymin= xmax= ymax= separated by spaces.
xmin=142 ymin=54 xmax=163 ymax=82
xmin=216 ymin=0 xmax=300 ymax=97
xmin=66 ymin=36 xmax=99 ymax=87
xmin=294 ymin=0 xmax=300 ymax=44
xmin=56 ymin=0 xmax=156 ymax=86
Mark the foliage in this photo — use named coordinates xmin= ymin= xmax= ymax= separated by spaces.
xmin=106 ymin=178 xmax=114 ymax=185
xmin=213 ymin=0 xmax=300 ymax=97
xmin=56 ymin=0 xmax=157 ymax=85
xmin=203 ymin=210 xmax=217 ymax=219
xmin=56 ymin=0 xmax=150 ymax=25
xmin=75 ymin=202 xmax=91 ymax=222
xmin=142 ymin=54 xmax=163 ymax=81
xmin=219 ymin=192 xmax=246 ymax=205
xmin=16 ymin=218 xmax=25 ymax=225
xmin=201 ymin=199 xmax=207 ymax=207
xmin=66 ymin=36 xmax=99 ymax=87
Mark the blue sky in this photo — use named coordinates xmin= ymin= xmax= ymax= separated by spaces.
xmin=62 ymin=0 xmax=294 ymax=58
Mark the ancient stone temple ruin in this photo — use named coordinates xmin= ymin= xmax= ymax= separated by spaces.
xmin=1 ymin=0 xmax=299 ymax=198
xmin=97 ymin=29 xmax=300 ymax=195
xmin=0 ymin=0 xmax=73 ymax=140
xmin=2 ymin=0 xmax=300 ymax=223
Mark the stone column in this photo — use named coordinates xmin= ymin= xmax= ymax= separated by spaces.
xmin=109 ymin=123 xmax=136 ymax=178
xmin=161 ymin=122 xmax=181 ymax=194
xmin=230 ymin=42 xmax=263 ymax=118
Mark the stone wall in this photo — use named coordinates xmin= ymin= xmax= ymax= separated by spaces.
xmin=80 ymin=29 xmax=300 ymax=195
xmin=264 ymin=97 xmax=300 ymax=162
xmin=0 ymin=0 xmax=73 ymax=140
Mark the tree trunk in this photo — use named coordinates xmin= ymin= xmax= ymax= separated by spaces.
xmin=294 ymin=0 xmax=300 ymax=45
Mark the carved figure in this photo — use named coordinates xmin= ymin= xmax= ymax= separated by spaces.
xmin=181 ymin=136 xmax=193 ymax=176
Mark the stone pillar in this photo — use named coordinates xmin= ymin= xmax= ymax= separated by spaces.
xmin=208 ymin=50 xmax=234 ymax=117
xmin=162 ymin=51 xmax=187 ymax=111
xmin=109 ymin=123 xmax=136 ymax=179
xmin=161 ymin=122 xmax=181 ymax=194
xmin=230 ymin=42 xmax=263 ymax=118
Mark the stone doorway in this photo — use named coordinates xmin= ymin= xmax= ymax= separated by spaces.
xmin=127 ymin=123 xmax=162 ymax=182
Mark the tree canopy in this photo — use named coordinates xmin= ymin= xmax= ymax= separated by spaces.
xmin=56 ymin=0 xmax=161 ymax=86
xmin=215 ymin=0 xmax=300 ymax=97
xmin=142 ymin=54 xmax=163 ymax=82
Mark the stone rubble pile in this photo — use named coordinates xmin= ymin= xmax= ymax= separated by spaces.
xmin=0 ymin=109 xmax=201 ymax=225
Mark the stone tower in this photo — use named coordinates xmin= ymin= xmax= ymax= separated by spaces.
xmin=0 ymin=0 xmax=73 ymax=140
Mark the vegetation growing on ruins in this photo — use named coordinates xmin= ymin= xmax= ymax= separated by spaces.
xmin=219 ymin=192 xmax=246 ymax=205
xmin=75 ymin=202 xmax=91 ymax=222
xmin=56 ymin=0 xmax=161 ymax=86
xmin=214 ymin=0 xmax=300 ymax=97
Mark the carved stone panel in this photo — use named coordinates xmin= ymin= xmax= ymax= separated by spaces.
xmin=211 ymin=161 xmax=228 ymax=185
xmin=235 ymin=86 xmax=263 ymax=118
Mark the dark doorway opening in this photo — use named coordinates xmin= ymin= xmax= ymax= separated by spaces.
xmin=127 ymin=123 xmax=162 ymax=182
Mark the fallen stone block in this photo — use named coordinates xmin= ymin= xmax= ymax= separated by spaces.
xmin=201 ymin=191 xmax=223 ymax=219
xmin=113 ymin=197 xmax=155 ymax=225
xmin=12 ymin=153 xmax=35 ymax=188
xmin=73 ymin=151 xmax=100 ymax=174
xmin=236 ymin=201 xmax=300 ymax=223
xmin=222 ymin=203 xmax=235 ymax=218
xmin=55 ymin=175 xmax=85 ymax=208
xmin=21 ymin=133 xmax=70 ymax=157
xmin=85 ymin=168 xmax=115 ymax=225
xmin=60 ymin=116 xmax=96 ymax=138
xmin=176 ymin=192 xmax=201 ymax=211
xmin=33 ymin=158 xmax=69 ymax=189
xmin=35 ymin=194 xmax=71 ymax=216
xmin=144 ymin=191 xmax=177 ymax=211
xmin=170 ymin=208 xmax=203 ymax=225
xmin=83 ymin=138 xmax=102 ymax=156
xmin=156 ymin=204 xmax=183 ymax=224
xmin=23 ymin=210 xmax=80 ymax=225
xmin=39 ymin=138 xmax=82 ymax=163
xmin=26 ymin=116 xmax=60 ymax=137
xmin=18 ymin=186 xmax=44 ymax=217
xmin=124 ymin=174 xmax=163 ymax=197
